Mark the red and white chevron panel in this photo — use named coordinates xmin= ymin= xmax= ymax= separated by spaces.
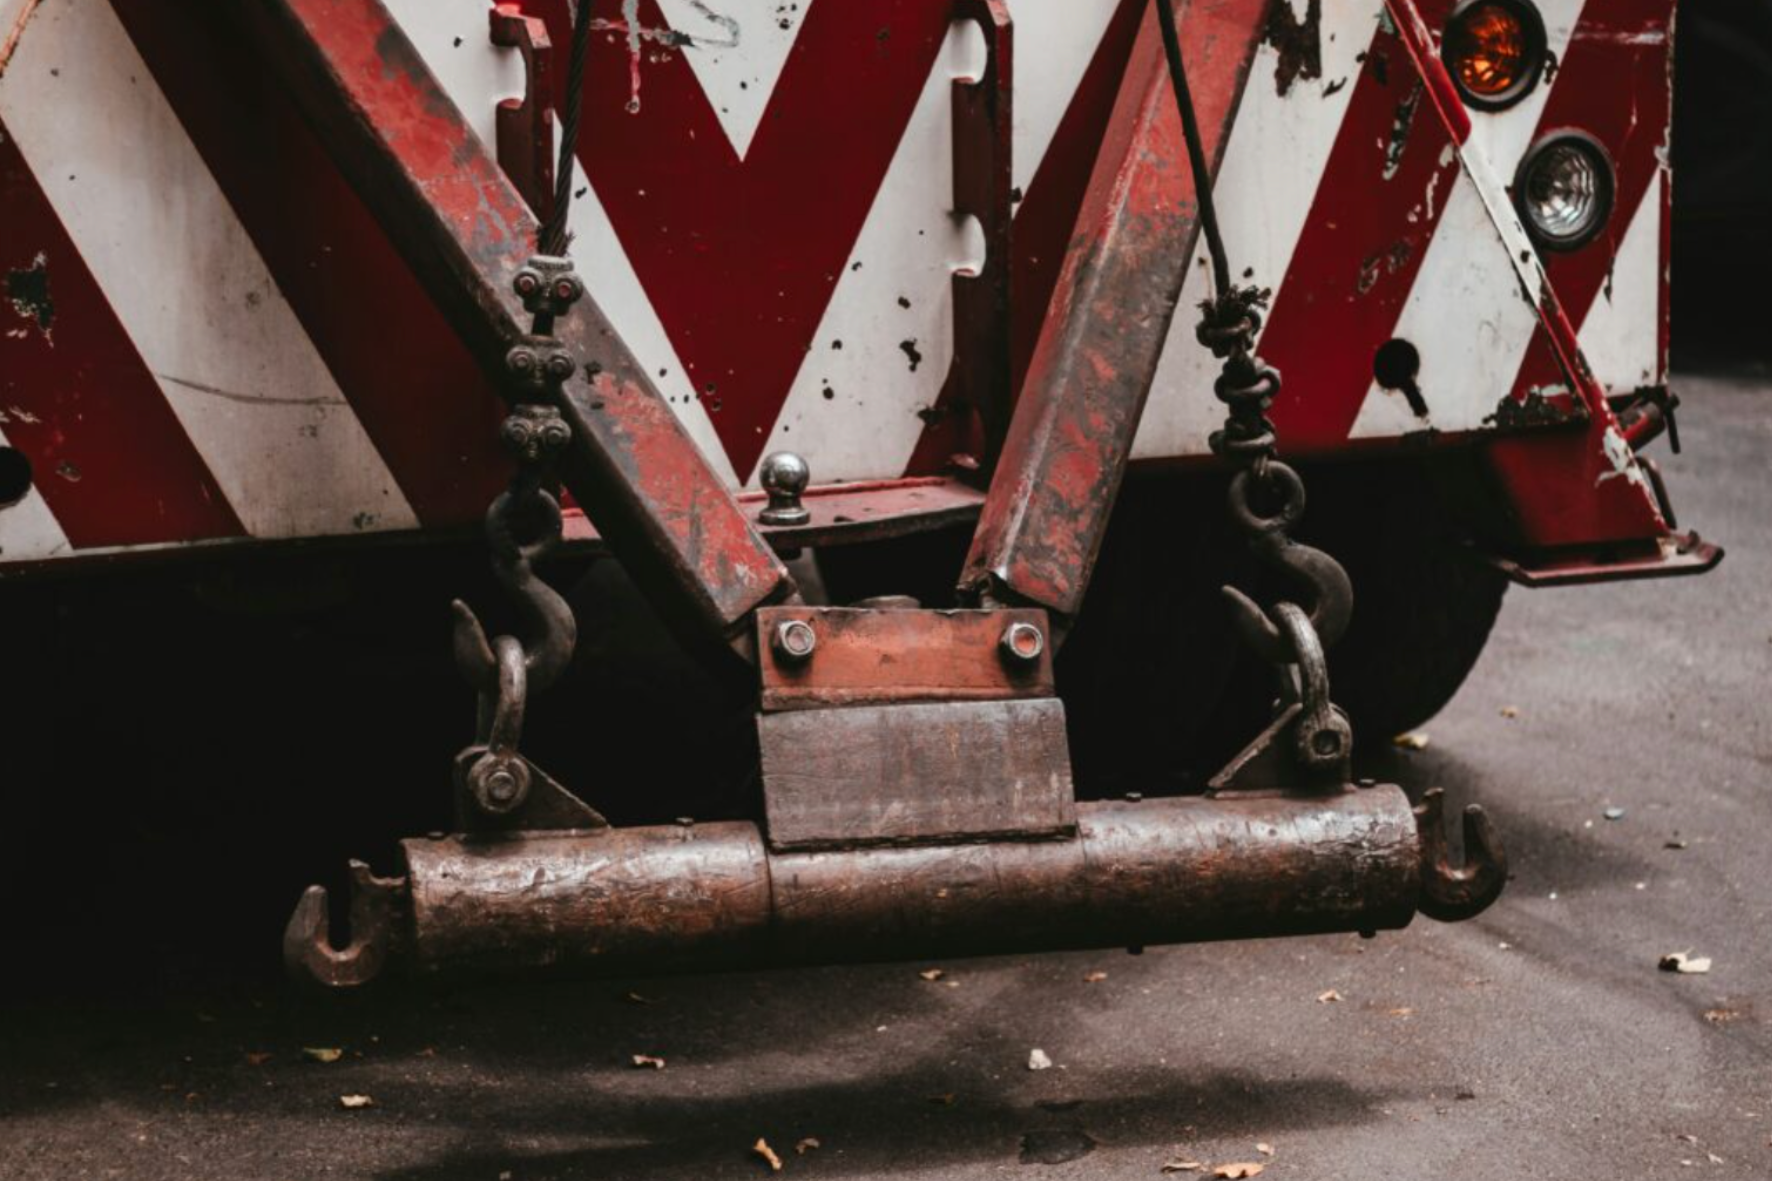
xmin=0 ymin=0 xmax=1672 ymax=565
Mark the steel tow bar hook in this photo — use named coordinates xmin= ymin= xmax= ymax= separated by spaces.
xmin=457 ymin=634 xmax=532 ymax=815
xmin=1221 ymin=460 xmax=1354 ymax=666
xmin=1271 ymin=601 xmax=1352 ymax=773
xmin=1414 ymin=787 xmax=1508 ymax=922
xmin=282 ymin=861 xmax=408 ymax=988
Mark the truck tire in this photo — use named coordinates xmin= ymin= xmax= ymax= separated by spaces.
xmin=1320 ymin=519 xmax=1508 ymax=742
xmin=1294 ymin=463 xmax=1509 ymax=743
xmin=1060 ymin=463 xmax=1506 ymax=794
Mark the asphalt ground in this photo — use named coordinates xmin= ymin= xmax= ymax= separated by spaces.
xmin=1 ymin=366 xmax=1768 ymax=1180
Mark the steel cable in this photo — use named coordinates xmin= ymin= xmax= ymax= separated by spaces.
xmin=539 ymin=0 xmax=596 ymax=256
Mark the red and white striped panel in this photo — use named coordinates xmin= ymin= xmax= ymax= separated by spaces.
xmin=0 ymin=0 xmax=1670 ymax=564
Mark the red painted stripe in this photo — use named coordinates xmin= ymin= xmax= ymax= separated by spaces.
xmin=1505 ymin=0 xmax=1674 ymax=367
xmin=1255 ymin=15 xmax=1463 ymax=452
xmin=904 ymin=0 xmax=1146 ymax=476
xmin=0 ymin=121 xmax=243 ymax=548
xmin=1485 ymin=0 xmax=1676 ymax=548
xmin=528 ymin=0 xmax=953 ymax=482
xmin=111 ymin=1 xmax=509 ymax=528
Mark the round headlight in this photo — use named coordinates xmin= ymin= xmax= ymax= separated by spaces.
xmin=1514 ymin=134 xmax=1616 ymax=251
xmin=1444 ymin=0 xmax=1546 ymax=110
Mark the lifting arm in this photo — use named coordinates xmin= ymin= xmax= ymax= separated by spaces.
xmin=240 ymin=0 xmax=796 ymax=658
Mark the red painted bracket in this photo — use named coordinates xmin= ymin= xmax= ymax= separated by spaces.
xmin=1483 ymin=531 xmax=1723 ymax=587
xmin=490 ymin=3 xmax=557 ymax=225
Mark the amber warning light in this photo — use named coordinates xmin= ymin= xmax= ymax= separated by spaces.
xmin=1445 ymin=0 xmax=1546 ymax=109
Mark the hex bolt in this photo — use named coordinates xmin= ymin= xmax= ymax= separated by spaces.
xmin=772 ymin=618 xmax=818 ymax=664
xmin=468 ymin=755 xmax=531 ymax=817
xmin=999 ymin=621 xmax=1045 ymax=665
xmin=758 ymin=451 xmax=812 ymax=526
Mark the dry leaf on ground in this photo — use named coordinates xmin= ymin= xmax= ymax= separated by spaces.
xmin=1083 ymin=971 xmax=1108 ymax=983
xmin=1214 ymin=1164 xmax=1265 ymax=1179
xmin=919 ymin=969 xmax=945 ymax=981
xmin=1392 ymin=732 xmax=1430 ymax=751
xmin=1256 ymin=1143 xmax=1275 ymax=1156
xmin=631 ymin=1054 xmax=666 ymax=1069
xmin=244 ymin=1052 xmax=273 ymax=1067
xmin=1703 ymin=1008 xmax=1741 ymax=1025
xmin=338 ymin=1094 xmax=374 ymax=1110
xmin=1499 ymin=705 xmax=1520 ymax=718
xmin=752 ymin=1138 xmax=784 ymax=1172
xmin=1317 ymin=989 xmax=1343 ymax=1004
xmin=795 ymin=1138 xmax=821 ymax=1155
xmin=302 ymin=1047 xmax=344 ymax=1064
xmin=1161 ymin=1162 xmax=1204 ymax=1174
xmin=1028 ymin=1048 xmax=1054 ymax=1071
xmin=1659 ymin=951 xmax=1713 ymax=974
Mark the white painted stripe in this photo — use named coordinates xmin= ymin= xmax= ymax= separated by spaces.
xmin=760 ymin=0 xmax=1121 ymax=486
xmin=0 ymin=0 xmax=418 ymax=539
xmin=1577 ymin=174 xmax=1662 ymax=391
xmin=1348 ymin=162 xmax=1544 ymax=437
xmin=1132 ymin=0 xmax=1382 ymax=459
xmin=391 ymin=0 xmax=741 ymax=487
xmin=0 ymin=422 xmax=72 ymax=562
xmin=659 ymin=0 xmax=804 ymax=161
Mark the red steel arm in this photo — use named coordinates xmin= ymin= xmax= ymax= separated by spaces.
xmin=242 ymin=0 xmax=794 ymax=653
xmin=959 ymin=0 xmax=1268 ymax=625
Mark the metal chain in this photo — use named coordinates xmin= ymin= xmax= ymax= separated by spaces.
xmin=1155 ymin=0 xmax=1355 ymax=774
xmin=450 ymin=256 xmax=586 ymax=818
xmin=447 ymin=0 xmax=604 ymax=817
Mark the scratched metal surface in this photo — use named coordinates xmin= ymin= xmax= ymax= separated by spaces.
xmin=0 ymin=368 xmax=1764 ymax=1179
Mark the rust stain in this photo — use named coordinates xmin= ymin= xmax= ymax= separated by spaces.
xmin=1264 ymin=0 xmax=1322 ymax=96
xmin=1486 ymin=384 xmax=1578 ymax=430
xmin=590 ymin=0 xmax=740 ymax=114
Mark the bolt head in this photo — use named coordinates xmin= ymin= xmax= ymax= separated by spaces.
xmin=771 ymin=619 xmax=817 ymax=664
xmin=999 ymin=621 xmax=1045 ymax=665
xmin=468 ymin=755 xmax=531 ymax=816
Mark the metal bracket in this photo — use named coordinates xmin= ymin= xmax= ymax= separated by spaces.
xmin=490 ymin=3 xmax=557 ymax=225
xmin=452 ymin=744 xmax=608 ymax=835
xmin=950 ymin=0 xmax=1014 ymax=462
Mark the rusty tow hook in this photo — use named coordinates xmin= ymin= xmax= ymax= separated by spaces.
xmin=1414 ymin=787 xmax=1507 ymax=922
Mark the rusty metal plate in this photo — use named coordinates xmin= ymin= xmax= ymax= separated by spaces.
xmin=757 ymin=698 xmax=1075 ymax=851
xmin=757 ymin=606 xmax=1054 ymax=712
